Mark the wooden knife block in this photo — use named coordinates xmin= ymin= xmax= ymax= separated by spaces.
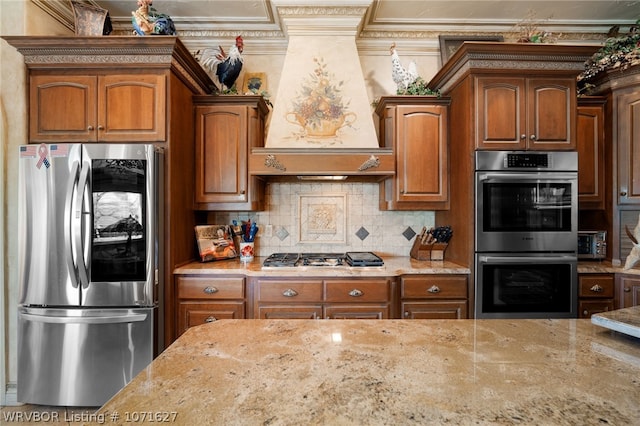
xmin=410 ymin=240 xmax=448 ymax=261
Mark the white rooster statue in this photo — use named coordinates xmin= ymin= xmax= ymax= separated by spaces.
xmin=196 ymin=36 xmax=244 ymax=92
xmin=390 ymin=43 xmax=418 ymax=94
xmin=624 ymin=213 xmax=640 ymax=270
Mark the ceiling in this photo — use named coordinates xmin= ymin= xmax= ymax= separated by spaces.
xmin=35 ymin=0 xmax=640 ymax=52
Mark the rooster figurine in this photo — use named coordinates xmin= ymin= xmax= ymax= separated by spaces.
xmin=390 ymin=42 xmax=418 ymax=94
xmin=197 ymin=36 xmax=244 ymax=92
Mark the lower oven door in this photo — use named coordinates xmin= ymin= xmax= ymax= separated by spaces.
xmin=475 ymin=254 xmax=577 ymax=319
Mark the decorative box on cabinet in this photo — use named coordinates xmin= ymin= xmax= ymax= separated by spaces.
xmin=577 ymin=97 xmax=607 ymax=210
xmin=578 ymin=274 xmax=614 ymax=318
xmin=194 ymin=95 xmax=269 ymax=211
xmin=176 ymin=276 xmax=245 ymax=336
xmin=375 ymin=96 xmax=450 ymax=210
xmin=253 ymin=278 xmax=394 ymax=319
xmin=475 ymin=76 xmax=576 ymax=151
xmin=400 ymin=275 xmax=468 ymax=319
xmin=617 ymin=274 xmax=640 ymax=309
xmin=29 ymin=72 xmax=166 ymax=143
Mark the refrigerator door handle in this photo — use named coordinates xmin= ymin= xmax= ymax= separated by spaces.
xmin=64 ymin=161 xmax=81 ymax=289
xmin=20 ymin=312 xmax=148 ymax=324
xmin=75 ymin=162 xmax=90 ymax=289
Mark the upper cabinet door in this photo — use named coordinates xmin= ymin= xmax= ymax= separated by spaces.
xmin=29 ymin=72 xmax=166 ymax=143
xmin=527 ymin=78 xmax=576 ymax=150
xmin=577 ymin=97 xmax=606 ymax=210
xmin=475 ymin=76 xmax=576 ymax=151
xmin=616 ymin=90 xmax=640 ymax=205
xmin=98 ymin=74 xmax=166 ymax=142
xmin=476 ymin=77 xmax=526 ymax=150
xmin=29 ymin=75 xmax=97 ymax=142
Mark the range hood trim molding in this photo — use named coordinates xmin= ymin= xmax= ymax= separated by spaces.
xmin=249 ymin=148 xmax=395 ymax=179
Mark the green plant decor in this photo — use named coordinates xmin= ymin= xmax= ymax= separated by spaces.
xmin=578 ymin=19 xmax=640 ymax=94
xmin=399 ymin=77 xmax=441 ymax=96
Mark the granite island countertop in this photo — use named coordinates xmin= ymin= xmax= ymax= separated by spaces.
xmin=97 ymin=319 xmax=639 ymax=425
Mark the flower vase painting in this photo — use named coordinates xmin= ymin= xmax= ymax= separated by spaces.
xmin=266 ymin=35 xmax=379 ymax=148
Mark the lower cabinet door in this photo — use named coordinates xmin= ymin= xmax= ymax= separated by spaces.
xmin=178 ymin=302 xmax=244 ymax=335
xmin=578 ymin=300 xmax=614 ymax=318
xmin=257 ymin=305 xmax=323 ymax=319
xmin=402 ymin=301 xmax=467 ymax=319
xmin=324 ymin=305 xmax=390 ymax=319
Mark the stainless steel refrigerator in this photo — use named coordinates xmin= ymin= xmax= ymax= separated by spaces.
xmin=17 ymin=144 xmax=162 ymax=406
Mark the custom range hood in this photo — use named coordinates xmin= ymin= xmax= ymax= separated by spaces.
xmin=249 ymin=0 xmax=394 ymax=181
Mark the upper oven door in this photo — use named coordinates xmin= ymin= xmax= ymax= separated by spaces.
xmin=475 ymin=171 xmax=577 ymax=252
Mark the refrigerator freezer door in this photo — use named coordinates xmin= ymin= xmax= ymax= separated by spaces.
xmin=19 ymin=144 xmax=83 ymax=306
xmin=81 ymin=144 xmax=157 ymax=307
xmin=17 ymin=307 xmax=153 ymax=407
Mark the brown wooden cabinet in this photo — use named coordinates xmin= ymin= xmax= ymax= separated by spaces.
xmin=253 ymin=277 xmax=394 ymax=319
xmin=29 ymin=72 xmax=166 ymax=142
xmin=476 ymin=76 xmax=576 ymax=151
xmin=176 ymin=276 xmax=245 ymax=336
xmin=194 ymin=96 xmax=268 ymax=211
xmin=617 ymin=274 xmax=640 ymax=308
xmin=614 ymin=88 xmax=640 ymax=206
xmin=375 ymin=96 xmax=450 ymax=210
xmin=577 ymin=97 xmax=606 ymax=210
xmin=578 ymin=273 xmax=614 ymax=318
xmin=400 ymin=275 xmax=468 ymax=319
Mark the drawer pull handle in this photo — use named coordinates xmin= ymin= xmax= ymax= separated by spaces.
xmin=427 ymin=285 xmax=441 ymax=294
xmin=283 ymin=288 xmax=298 ymax=297
xmin=349 ymin=289 xmax=364 ymax=297
xmin=205 ymin=316 xmax=217 ymax=323
xmin=589 ymin=284 xmax=604 ymax=293
xmin=203 ymin=286 xmax=219 ymax=294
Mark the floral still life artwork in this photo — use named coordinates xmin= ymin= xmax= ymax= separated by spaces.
xmin=286 ymin=57 xmax=356 ymax=144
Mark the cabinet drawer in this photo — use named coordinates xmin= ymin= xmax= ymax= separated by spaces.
xmin=178 ymin=301 xmax=245 ymax=335
xmin=177 ymin=276 xmax=244 ymax=299
xmin=257 ymin=280 xmax=323 ymax=302
xmin=578 ymin=274 xmax=614 ymax=298
xmin=257 ymin=306 xmax=323 ymax=319
xmin=325 ymin=305 xmax=390 ymax=319
xmin=325 ymin=280 xmax=390 ymax=303
xmin=402 ymin=301 xmax=467 ymax=319
xmin=401 ymin=276 xmax=467 ymax=299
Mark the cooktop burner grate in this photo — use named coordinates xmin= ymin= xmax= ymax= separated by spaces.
xmin=263 ymin=252 xmax=384 ymax=267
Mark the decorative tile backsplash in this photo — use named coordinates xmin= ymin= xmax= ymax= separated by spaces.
xmin=208 ymin=182 xmax=435 ymax=257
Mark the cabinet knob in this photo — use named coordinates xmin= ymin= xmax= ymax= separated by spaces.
xmin=520 ymin=134 xmax=526 ymax=140
xmin=87 ymin=125 xmax=94 ymax=131
xmin=282 ymin=288 xmax=298 ymax=297
xmin=427 ymin=285 xmax=441 ymax=294
xmin=624 ymin=287 xmax=631 ymax=293
xmin=620 ymin=191 xmax=628 ymax=196
xmin=204 ymin=316 xmax=217 ymax=323
xmin=583 ymin=310 xmax=589 ymax=316
xmin=203 ymin=286 xmax=219 ymax=294
xmin=240 ymin=190 xmax=246 ymax=194
xmin=589 ymin=284 xmax=604 ymax=293
xmin=404 ymin=311 xmax=410 ymax=318
xmin=349 ymin=289 xmax=364 ymax=297
xmin=530 ymin=135 xmax=537 ymax=141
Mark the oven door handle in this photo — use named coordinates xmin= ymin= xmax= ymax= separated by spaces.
xmin=478 ymin=255 xmax=577 ymax=264
xmin=477 ymin=172 xmax=578 ymax=182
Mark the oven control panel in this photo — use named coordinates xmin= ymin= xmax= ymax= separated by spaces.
xmin=505 ymin=153 xmax=549 ymax=168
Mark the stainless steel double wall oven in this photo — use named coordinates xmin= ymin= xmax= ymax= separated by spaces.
xmin=475 ymin=151 xmax=578 ymax=318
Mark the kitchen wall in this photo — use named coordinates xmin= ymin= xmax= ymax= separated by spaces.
xmin=209 ymin=182 xmax=435 ymax=257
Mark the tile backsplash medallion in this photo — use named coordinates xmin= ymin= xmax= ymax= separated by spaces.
xmin=208 ymin=182 xmax=434 ymax=257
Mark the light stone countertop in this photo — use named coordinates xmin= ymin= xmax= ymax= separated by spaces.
xmin=174 ymin=256 xmax=471 ymax=277
xmin=97 ymin=319 xmax=640 ymax=425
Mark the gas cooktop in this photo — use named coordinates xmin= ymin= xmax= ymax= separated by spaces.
xmin=262 ymin=252 xmax=384 ymax=268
